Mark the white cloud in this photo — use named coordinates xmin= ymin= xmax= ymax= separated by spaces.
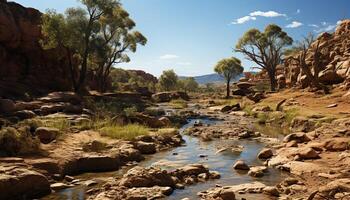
xmin=296 ymin=9 xmax=301 ymax=14
xmin=177 ymin=62 xmax=192 ymax=66
xmin=160 ymin=54 xmax=179 ymax=60
xmin=232 ymin=10 xmax=286 ymax=25
xmin=286 ymin=21 xmax=303 ymax=28
xmin=232 ymin=16 xmax=256 ymax=24
xmin=250 ymin=11 xmax=286 ymax=18
xmin=308 ymin=24 xmax=319 ymax=28
xmin=312 ymin=20 xmax=342 ymax=33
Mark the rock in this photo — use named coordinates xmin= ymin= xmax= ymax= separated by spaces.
xmin=50 ymin=182 xmax=70 ymax=191
xmin=319 ymin=178 xmax=350 ymax=196
xmin=76 ymin=155 xmax=120 ymax=173
xmin=246 ymin=92 xmax=265 ymax=103
xmin=35 ymin=127 xmax=60 ymax=144
xmin=297 ymin=147 xmax=320 ymax=160
xmin=221 ymin=104 xmax=240 ymax=113
xmin=39 ymin=92 xmax=81 ymax=104
xmin=0 ymin=98 xmax=15 ymax=114
xmin=326 ymin=103 xmax=338 ymax=108
xmin=282 ymin=178 xmax=299 ymax=186
xmin=134 ymin=141 xmax=157 ymax=154
xmin=248 ymin=166 xmax=267 ymax=177
xmin=263 ymin=186 xmax=280 ymax=197
xmin=283 ymin=132 xmax=311 ymax=144
xmin=27 ymin=158 xmax=60 ymax=174
xmin=257 ymin=148 xmax=273 ymax=159
xmin=65 ymin=175 xmax=75 ymax=182
xmin=252 ymin=106 xmax=271 ymax=112
xmin=126 ymin=186 xmax=173 ymax=199
xmin=237 ymin=82 xmax=254 ymax=90
xmin=158 ymin=116 xmax=171 ymax=127
xmin=282 ymin=161 xmax=325 ymax=175
xmin=39 ymin=103 xmax=66 ymax=115
xmin=238 ymin=131 xmax=251 ymax=139
xmin=232 ymin=88 xmax=252 ymax=96
xmin=152 ymin=91 xmax=189 ymax=103
xmin=119 ymin=166 xmax=175 ymax=188
xmin=174 ymin=164 xmax=209 ymax=177
xmin=233 ymin=160 xmax=250 ymax=170
xmin=14 ymin=110 xmax=36 ymax=119
xmin=0 ymin=166 xmax=51 ymax=199
xmin=198 ymin=182 xmax=266 ymax=199
xmin=83 ymin=180 xmax=98 ymax=187
xmin=290 ymin=117 xmax=315 ymax=132
xmin=323 ymin=138 xmax=350 ymax=151
xmin=82 ymin=140 xmax=107 ymax=152
xmin=209 ymin=171 xmax=221 ymax=179
xmin=319 ymin=69 xmax=343 ymax=85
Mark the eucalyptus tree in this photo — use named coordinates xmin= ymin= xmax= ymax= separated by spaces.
xmin=214 ymin=57 xmax=244 ymax=98
xmin=158 ymin=70 xmax=178 ymax=91
xmin=236 ymin=24 xmax=293 ymax=91
xmin=41 ymin=0 xmax=144 ymax=93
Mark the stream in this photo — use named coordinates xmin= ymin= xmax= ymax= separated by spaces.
xmin=42 ymin=118 xmax=287 ymax=200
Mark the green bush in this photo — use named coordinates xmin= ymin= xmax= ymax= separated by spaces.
xmin=169 ymin=99 xmax=188 ymax=109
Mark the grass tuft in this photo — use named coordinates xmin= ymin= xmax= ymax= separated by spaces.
xmin=169 ymin=99 xmax=188 ymax=109
xmin=99 ymin=123 xmax=149 ymax=140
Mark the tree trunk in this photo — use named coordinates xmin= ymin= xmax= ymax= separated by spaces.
xmin=267 ymin=69 xmax=277 ymax=92
xmin=226 ymin=80 xmax=230 ymax=98
xmin=66 ymin=48 xmax=78 ymax=92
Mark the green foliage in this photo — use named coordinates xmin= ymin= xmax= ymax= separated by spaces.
xmin=41 ymin=0 xmax=146 ymax=92
xmin=178 ymin=77 xmax=199 ymax=92
xmin=158 ymin=70 xmax=179 ymax=91
xmin=123 ymin=106 xmax=138 ymax=117
xmin=99 ymin=123 xmax=149 ymax=140
xmin=214 ymin=57 xmax=243 ymax=97
xmin=214 ymin=57 xmax=243 ymax=81
xmin=236 ymin=24 xmax=293 ymax=91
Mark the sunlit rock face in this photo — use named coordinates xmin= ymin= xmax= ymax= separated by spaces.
xmin=283 ymin=19 xmax=350 ymax=88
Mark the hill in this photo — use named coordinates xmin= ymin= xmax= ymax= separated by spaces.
xmin=180 ymin=73 xmax=244 ymax=84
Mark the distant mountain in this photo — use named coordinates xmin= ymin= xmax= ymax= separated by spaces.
xmin=180 ymin=73 xmax=243 ymax=84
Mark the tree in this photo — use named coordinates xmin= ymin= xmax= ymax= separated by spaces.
xmin=91 ymin=6 xmax=147 ymax=92
xmin=285 ymin=33 xmax=329 ymax=93
xmin=158 ymin=70 xmax=178 ymax=91
xmin=178 ymin=77 xmax=199 ymax=92
xmin=236 ymin=24 xmax=293 ymax=91
xmin=41 ymin=0 xmax=127 ymax=93
xmin=214 ymin=57 xmax=244 ymax=98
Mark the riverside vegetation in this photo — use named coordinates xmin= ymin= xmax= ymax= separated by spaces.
xmin=1 ymin=0 xmax=350 ymax=200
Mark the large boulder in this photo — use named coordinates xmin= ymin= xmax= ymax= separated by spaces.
xmin=283 ymin=132 xmax=311 ymax=144
xmin=290 ymin=117 xmax=315 ymax=132
xmin=257 ymin=148 xmax=273 ymax=159
xmin=0 ymin=98 xmax=15 ymax=114
xmin=0 ymin=166 xmax=51 ymax=199
xmin=236 ymin=82 xmax=254 ymax=90
xmin=119 ymin=166 xmax=175 ymax=188
xmin=152 ymin=91 xmax=189 ymax=103
xmin=319 ymin=69 xmax=343 ymax=85
xmin=233 ymin=160 xmax=250 ymax=170
xmin=35 ymin=127 xmax=60 ymax=144
xmin=134 ymin=141 xmax=156 ymax=154
xmin=323 ymin=138 xmax=350 ymax=151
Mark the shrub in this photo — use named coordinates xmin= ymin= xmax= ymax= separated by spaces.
xmin=0 ymin=127 xmax=40 ymax=156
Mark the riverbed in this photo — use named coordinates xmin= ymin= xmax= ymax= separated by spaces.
xmin=42 ymin=117 xmax=287 ymax=200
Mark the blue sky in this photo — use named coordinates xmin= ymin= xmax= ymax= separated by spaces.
xmin=13 ymin=0 xmax=350 ymax=76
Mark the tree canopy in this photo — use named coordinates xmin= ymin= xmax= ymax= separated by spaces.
xmin=158 ymin=70 xmax=179 ymax=91
xmin=40 ymin=0 xmax=146 ymax=93
xmin=236 ymin=24 xmax=293 ymax=91
xmin=214 ymin=57 xmax=243 ymax=97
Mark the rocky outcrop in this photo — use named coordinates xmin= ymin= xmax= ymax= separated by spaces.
xmin=284 ymin=20 xmax=350 ymax=89
xmin=152 ymin=91 xmax=189 ymax=103
xmin=0 ymin=166 xmax=51 ymax=200
xmin=0 ymin=1 xmax=76 ymax=98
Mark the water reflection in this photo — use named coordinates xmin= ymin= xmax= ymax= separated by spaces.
xmin=42 ymin=118 xmax=286 ymax=200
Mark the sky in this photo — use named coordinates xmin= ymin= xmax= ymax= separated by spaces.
xmin=12 ymin=0 xmax=350 ymax=77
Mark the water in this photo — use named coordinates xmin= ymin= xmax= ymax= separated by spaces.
xmin=42 ymin=118 xmax=286 ymax=200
